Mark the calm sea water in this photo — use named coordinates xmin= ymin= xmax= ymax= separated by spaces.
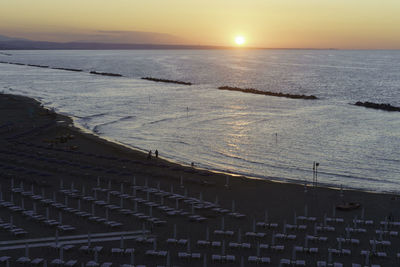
xmin=1 ymin=50 xmax=400 ymax=193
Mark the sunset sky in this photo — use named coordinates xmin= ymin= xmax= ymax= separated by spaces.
xmin=1 ymin=0 xmax=399 ymax=49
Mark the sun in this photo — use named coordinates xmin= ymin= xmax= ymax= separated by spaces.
xmin=235 ymin=36 xmax=246 ymax=46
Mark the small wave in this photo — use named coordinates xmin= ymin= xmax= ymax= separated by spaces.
xmin=148 ymin=117 xmax=175 ymax=125
xmin=91 ymin=115 xmax=136 ymax=132
xmin=80 ymin=112 xmax=110 ymax=120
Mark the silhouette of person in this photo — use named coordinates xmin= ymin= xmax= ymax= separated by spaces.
xmin=155 ymin=150 xmax=158 ymax=158
xmin=147 ymin=150 xmax=152 ymax=159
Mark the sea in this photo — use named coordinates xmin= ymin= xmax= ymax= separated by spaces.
xmin=0 ymin=49 xmax=399 ymax=193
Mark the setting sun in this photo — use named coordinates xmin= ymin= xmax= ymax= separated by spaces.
xmin=235 ymin=36 xmax=245 ymax=46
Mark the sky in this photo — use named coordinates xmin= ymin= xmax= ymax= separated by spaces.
xmin=1 ymin=0 xmax=400 ymax=49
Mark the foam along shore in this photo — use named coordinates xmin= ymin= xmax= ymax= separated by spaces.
xmin=1 ymin=92 xmax=400 ymax=266
xmin=141 ymin=77 xmax=192 ymax=85
xmin=218 ymin=86 xmax=318 ymax=100
xmin=354 ymin=101 xmax=400 ymax=112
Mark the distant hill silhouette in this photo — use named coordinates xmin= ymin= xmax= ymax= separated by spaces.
xmin=0 ymin=34 xmax=230 ymax=50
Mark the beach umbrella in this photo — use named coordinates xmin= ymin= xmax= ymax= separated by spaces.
xmin=55 ymin=229 xmax=59 ymax=247
xmin=225 ymin=176 xmax=230 ymax=188
xmin=25 ymin=243 xmax=29 ymax=258
xmin=271 ymin=231 xmax=275 ymax=246
xmin=120 ymin=234 xmax=125 ymax=249
xmin=173 ymin=224 xmax=177 ymax=239
xmin=88 ymin=232 xmax=91 ymax=247
xmin=60 ymin=247 xmax=64 ymax=262
xmin=187 ymin=238 xmax=191 ymax=253
xmin=130 ymin=251 xmax=134 ymax=265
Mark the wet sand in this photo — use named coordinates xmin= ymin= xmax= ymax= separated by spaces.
xmin=0 ymin=93 xmax=399 ymax=266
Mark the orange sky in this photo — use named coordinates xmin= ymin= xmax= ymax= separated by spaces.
xmin=1 ymin=0 xmax=400 ymax=49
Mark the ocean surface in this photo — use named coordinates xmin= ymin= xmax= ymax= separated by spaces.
xmin=1 ymin=50 xmax=399 ymax=193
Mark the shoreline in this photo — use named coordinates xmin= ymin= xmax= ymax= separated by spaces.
xmin=6 ymin=91 xmax=400 ymax=196
xmin=68 ymin=108 xmax=398 ymax=196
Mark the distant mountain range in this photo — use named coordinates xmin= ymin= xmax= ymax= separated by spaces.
xmin=0 ymin=34 xmax=231 ymax=50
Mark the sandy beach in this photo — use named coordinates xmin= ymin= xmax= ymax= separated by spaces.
xmin=1 ymin=92 xmax=399 ymax=266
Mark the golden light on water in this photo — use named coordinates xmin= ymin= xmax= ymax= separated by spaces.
xmin=235 ymin=36 xmax=245 ymax=46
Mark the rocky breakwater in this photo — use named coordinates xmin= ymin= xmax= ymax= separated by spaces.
xmin=90 ymin=71 xmax=123 ymax=77
xmin=141 ymin=77 xmax=192 ymax=85
xmin=354 ymin=101 xmax=400 ymax=112
xmin=218 ymin=86 xmax=318 ymax=100
xmin=52 ymin=67 xmax=83 ymax=72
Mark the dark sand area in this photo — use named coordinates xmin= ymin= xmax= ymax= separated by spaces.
xmin=0 ymin=93 xmax=400 ymax=266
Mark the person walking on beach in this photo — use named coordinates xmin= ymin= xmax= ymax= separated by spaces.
xmin=155 ymin=149 xmax=158 ymax=158
xmin=147 ymin=150 xmax=152 ymax=159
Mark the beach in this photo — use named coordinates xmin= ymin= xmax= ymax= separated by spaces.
xmin=1 ymin=92 xmax=400 ymax=266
